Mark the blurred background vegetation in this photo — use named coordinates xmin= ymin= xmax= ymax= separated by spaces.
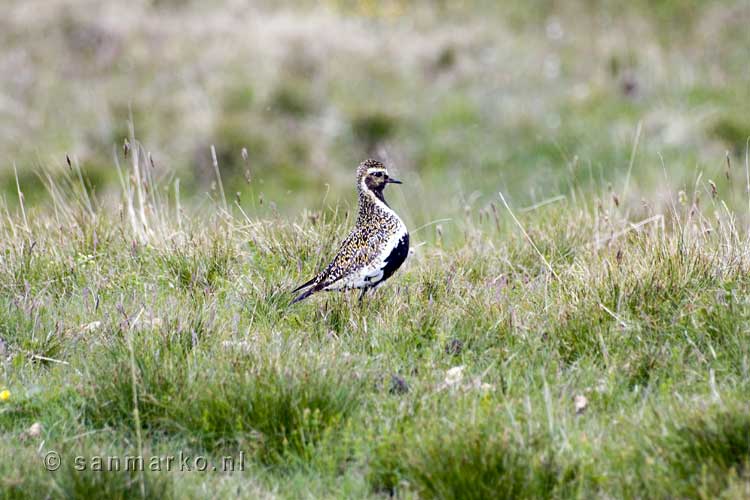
xmin=1 ymin=0 xmax=749 ymax=219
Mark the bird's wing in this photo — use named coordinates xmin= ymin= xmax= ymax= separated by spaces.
xmin=315 ymin=226 xmax=385 ymax=290
xmin=291 ymin=228 xmax=359 ymax=293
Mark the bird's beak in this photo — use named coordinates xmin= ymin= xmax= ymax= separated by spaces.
xmin=386 ymin=177 xmax=402 ymax=184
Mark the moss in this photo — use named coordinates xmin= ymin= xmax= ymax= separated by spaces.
xmin=351 ymin=112 xmax=397 ymax=150
xmin=269 ymin=81 xmax=314 ymax=117
xmin=711 ymin=117 xmax=750 ymax=156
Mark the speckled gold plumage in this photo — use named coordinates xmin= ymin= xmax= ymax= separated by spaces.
xmin=291 ymin=159 xmax=409 ymax=303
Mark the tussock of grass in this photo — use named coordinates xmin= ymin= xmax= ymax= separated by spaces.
xmin=370 ymin=410 xmax=579 ymax=498
xmin=51 ymin=445 xmax=173 ymax=500
xmin=632 ymin=405 xmax=750 ymax=498
xmin=157 ymin=239 xmax=237 ymax=293
xmin=0 ymin=443 xmax=172 ymax=500
xmin=666 ymin=409 xmax=750 ymax=494
xmin=82 ymin=334 xmax=365 ymax=462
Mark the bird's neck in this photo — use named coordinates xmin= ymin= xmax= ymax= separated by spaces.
xmin=360 ymin=187 xmax=388 ymax=208
xmin=358 ymin=186 xmax=389 ymax=216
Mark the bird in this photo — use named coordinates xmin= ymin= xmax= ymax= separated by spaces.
xmin=291 ymin=159 xmax=409 ymax=304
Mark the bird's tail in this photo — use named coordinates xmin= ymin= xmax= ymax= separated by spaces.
xmin=290 ymin=276 xmax=318 ymax=304
xmin=290 ymin=287 xmax=316 ymax=304
xmin=291 ymin=276 xmax=316 ymax=294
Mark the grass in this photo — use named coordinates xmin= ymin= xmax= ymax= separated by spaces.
xmin=1 ymin=136 xmax=750 ymax=498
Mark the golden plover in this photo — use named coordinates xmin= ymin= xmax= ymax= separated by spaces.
xmin=291 ymin=159 xmax=409 ymax=303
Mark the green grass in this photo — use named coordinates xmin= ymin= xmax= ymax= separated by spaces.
xmin=2 ymin=144 xmax=750 ymax=497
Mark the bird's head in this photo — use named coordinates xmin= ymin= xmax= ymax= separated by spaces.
xmin=356 ymin=159 xmax=402 ymax=195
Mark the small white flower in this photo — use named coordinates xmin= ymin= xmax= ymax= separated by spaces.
xmin=574 ymin=395 xmax=588 ymax=415
xmin=82 ymin=321 xmax=102 ymax=333
xmin=444 ymin=365 xmax=465 ymax=386
xmin=28 ymin=422 xmax=42 ymax=438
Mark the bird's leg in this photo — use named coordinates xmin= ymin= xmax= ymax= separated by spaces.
xmin=358 ymin=287 xmax=368 ymax=303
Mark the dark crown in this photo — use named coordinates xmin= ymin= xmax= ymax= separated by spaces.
xmin=356 ymin=159 xmax=386 ymax=180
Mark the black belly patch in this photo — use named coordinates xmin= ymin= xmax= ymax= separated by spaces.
xmin=379 ymin=233 xmax=409 ymax=285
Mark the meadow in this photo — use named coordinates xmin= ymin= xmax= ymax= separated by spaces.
xmin=2 ymin=0 xmax=750 ymax=498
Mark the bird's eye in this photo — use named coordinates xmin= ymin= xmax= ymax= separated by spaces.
xmin=373 ymin=172 xmax=383 ymax=177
